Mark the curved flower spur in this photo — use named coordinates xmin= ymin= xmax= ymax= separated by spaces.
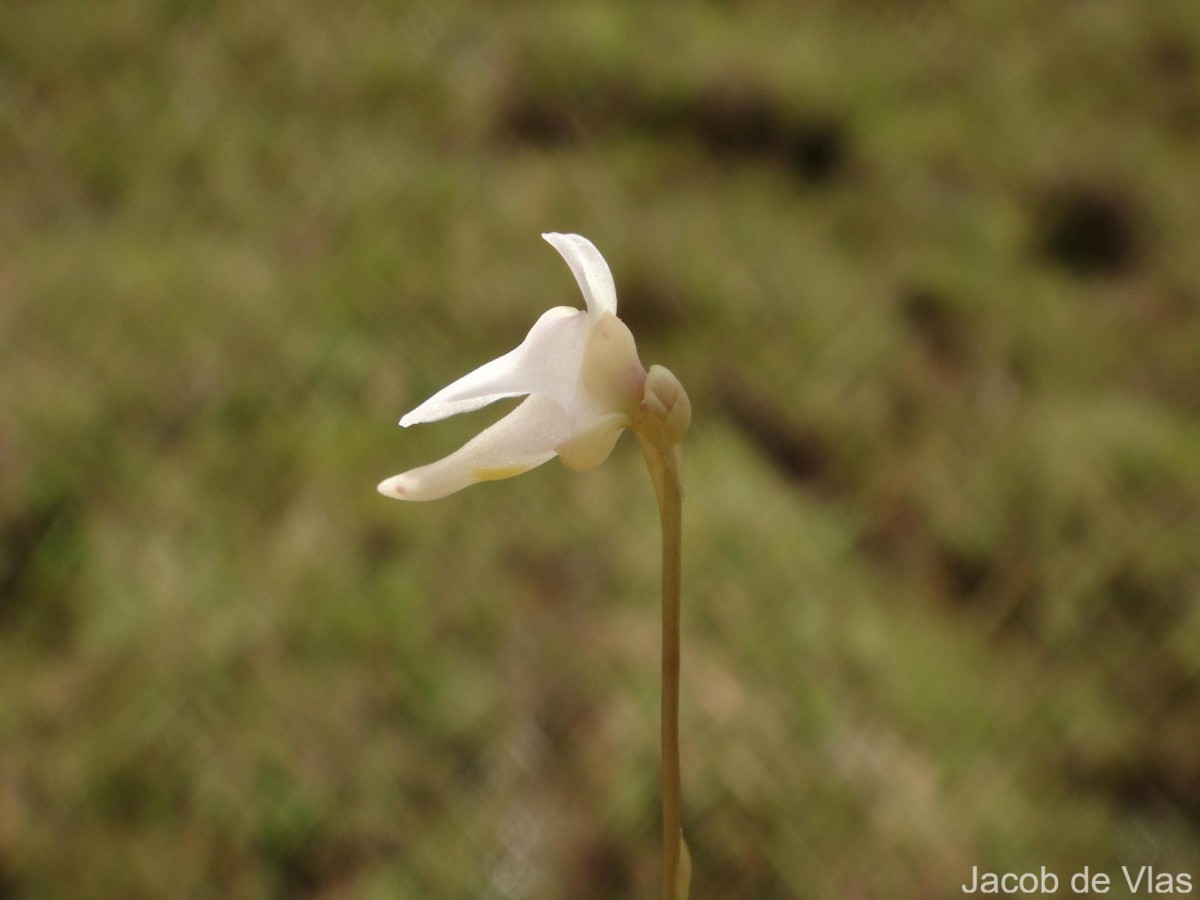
xmin=378 ymin=233 xmax=693 ymax=899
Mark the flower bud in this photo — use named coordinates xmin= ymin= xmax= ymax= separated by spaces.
xmin=642 ymin=365 xmax=691 ymax=444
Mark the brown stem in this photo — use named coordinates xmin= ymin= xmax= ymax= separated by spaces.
xmin=637 ymin=437 xmax=688 ymax=900
xmin=659 ymin=450 xmax=683 ymax=900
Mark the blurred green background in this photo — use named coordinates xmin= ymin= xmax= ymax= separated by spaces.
xmin=3 ymin=1 xmax=1199 ymax=897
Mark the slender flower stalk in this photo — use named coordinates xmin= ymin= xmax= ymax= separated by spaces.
xmin=378 ymin=233 xmax=691 ymax=898
xmin=634 ymin=366 xmax=692 ymax=900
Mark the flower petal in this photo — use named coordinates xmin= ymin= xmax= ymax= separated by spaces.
xmin=400 ymin=306 xmax=586 ymax=427
xmin=555 ymin=412 xmax=628 ymax=471
xmin=576 ymin=307 xmax=645 ymax=417
xmin=379 ymin=393 xmax=572 ymax=501
xmin=542 ymin=232 xmax=617 ymax=318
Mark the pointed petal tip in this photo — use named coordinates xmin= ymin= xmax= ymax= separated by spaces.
xmin=377 ymin=475 xmax=410 ymax=500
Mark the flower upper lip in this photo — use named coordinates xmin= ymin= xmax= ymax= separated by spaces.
xmin=378 ymin=233 xmax=647 ymax=501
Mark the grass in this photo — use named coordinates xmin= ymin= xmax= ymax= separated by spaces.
xmin=3 ymin=1 xmax=1199 ymax=897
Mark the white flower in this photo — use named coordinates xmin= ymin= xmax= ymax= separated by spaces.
xmin=378 ymin=233 xmax=648 ymax=501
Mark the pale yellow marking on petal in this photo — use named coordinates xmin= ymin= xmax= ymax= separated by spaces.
xmin=472 ymin=465 xmax=528 ymax=482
